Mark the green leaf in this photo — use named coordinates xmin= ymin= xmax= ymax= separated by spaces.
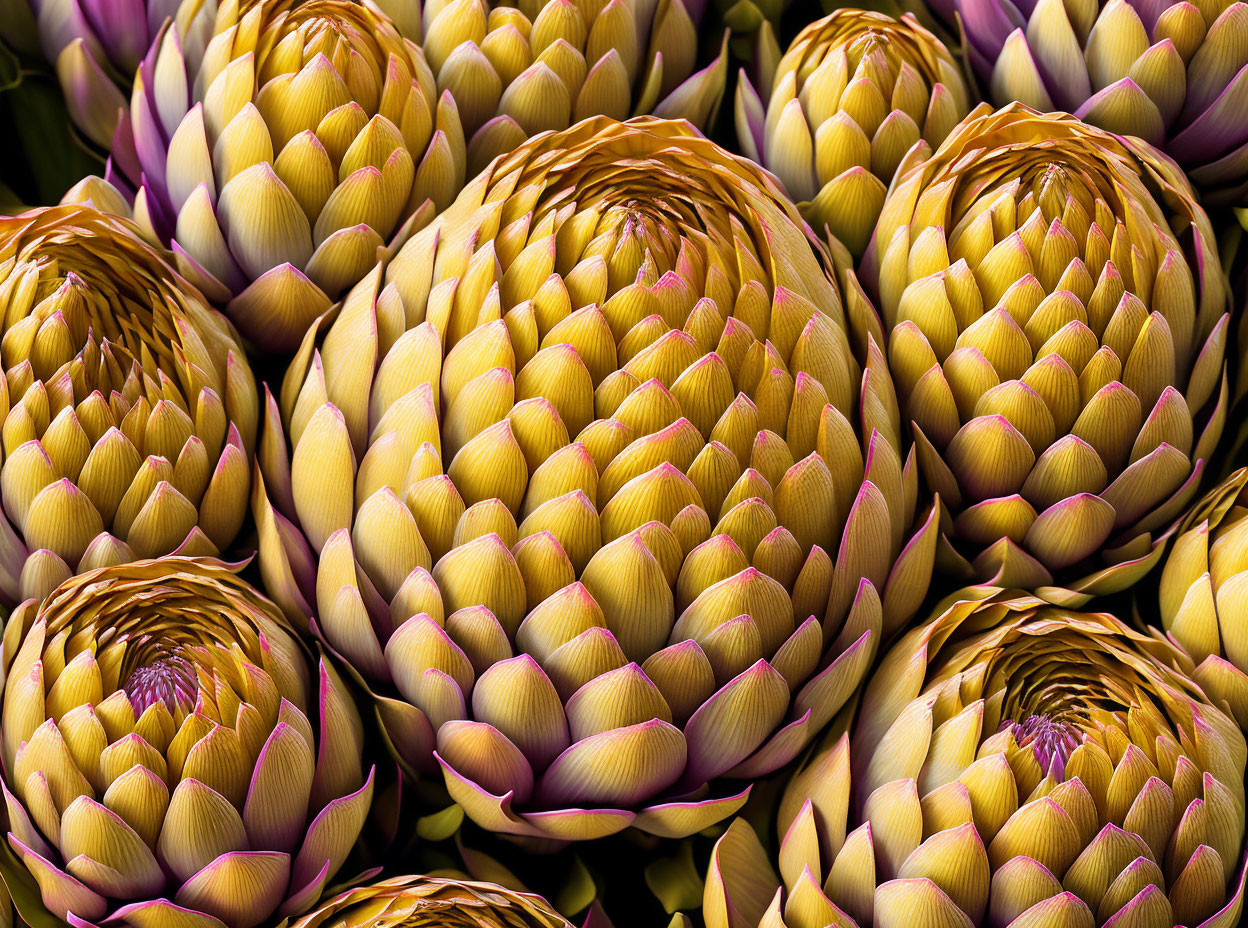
xmin=416 ymin=804 xmax=464 ymax=842
xmin=722 ymin=0 xmax=765 ymax=31
xmin=456 ymin=840 xmax=528 ymax=893
xmin=554 ymin=854 xmax=597 ymax=916
xmin=644 ymin=841 xmax=704 ymax=914
xmin=0 ymin=38 xmax=19 ymax=92
xmin=0 ymin=73 xmax=102 ymax=205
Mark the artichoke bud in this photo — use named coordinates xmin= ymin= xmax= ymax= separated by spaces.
xmin=867 ymin=104 xmax=1229 ymax=599
xmin=256 ymin=116 xmax=943 ymax=843
xmin=75 ymin=0 xmax=468 ymax=354
xmin=966 ymin=0 xmax=1248 ymax=203
xmin=1156 ymin=467 xmax=1248 ymax=725
xmin=738 ymin=9 xmax=971 ymax=258
xmin=0 ymin=558 xmax=374 ymax=928
xmin=284 ymin=875 xmax=574 ymax=928
xmin=705 ymin=587 xmax=1248 ymax=928
xmin=420 ymin=0 xmax=728 ymax=177
xmin=0 ymin=207 xmax=258 ymax=605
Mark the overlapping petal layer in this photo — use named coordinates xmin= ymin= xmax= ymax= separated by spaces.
xmin=414 ymin=0 xmax=728 ymax=178
xmin=867 ymin=103 xmax=1229 ymax=600
xmin=254 ymin=115 xmax=942 ymax=843
xmin=1155 ymin=467 xmax=1248 ymax=727
xmin=705 ymin=586 xmax=1248 ymax=927
xmin=284 ymin=874 xmax=573 ymax=928
xmin=0 ymin=205 xmax=258 ymax=605
xmin=958 ymin=0 xmax=1248 ymax=203
xmin=0 ymin=557 xmax=375 ymax=928
xmin=736 ymin=9 xmax=971 ymax=257
xmin=81 ymin=0 xmax=467 ymax=352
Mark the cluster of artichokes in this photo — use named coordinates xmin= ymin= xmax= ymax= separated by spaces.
xmin=0 ymin=0 xmax=1247 ymax=927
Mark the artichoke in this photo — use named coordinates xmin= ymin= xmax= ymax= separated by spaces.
xmin=0 ymin=205 xmax=257 ymax=605
xmin=958 ymin=0 xmax=1248 ymax=203
xmin=735 ymin=9 xmax=972 ymax=258
xmin=253 ymin=115 xmax=942 ymax=843
xmin=866 ymin=103 xmax=1229 ymax=599
xmin=81 ymin=0 xmax=466 ymax=353
xmin=704 ymin=586 xmax=1248 ymax=928
xmin=283 ymin=875 xmax=573 ymax=928
xmin=0 ymin=557 xmax=375 ymax=928
xmin=416 ymin=0 xmax=729 ymax=177
xmin=1155 ymin=467 xmax=1248 ymax=725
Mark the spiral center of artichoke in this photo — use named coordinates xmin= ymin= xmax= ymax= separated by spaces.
xmin=1033 ymin=162 xmax=1072 ymax=218
xmin=853 ymin=30 xmax=888 ymax=60
xmin=1003 ymin=713 xmax=1080 ymax=778
xmin=123 ymin=655 xmax=198 ymax=715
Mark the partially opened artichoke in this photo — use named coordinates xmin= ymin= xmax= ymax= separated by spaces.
xmin=705 ymin=586 xmax=1248 ymax=927
xmin=254 ymin=115 xmax=941 ymax=843
xmin=736 ymin=9 xmax=971 ymax=257
xmin=416 ymin=0 xmax=728 ymax=177
xmin=0 ymin=558 xmax=375 ymax=928
xmin=284 ymin=875 xmax=573 ymax=928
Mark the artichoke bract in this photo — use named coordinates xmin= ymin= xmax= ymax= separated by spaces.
xmin=1155 ymin=467 xmax=1248 ymax=725
xmin=0 ymin=205 xmax=258 ymax=606
xmin=0 ymin=558 xmax=375 ymax=928
xmin=704 ymin=586 xmax=1248 ymax=928
xmin=283 ymin=875 xmax=573 ymax=928
xmin=90 ymin=0 xmax=466 ymax=353
xmin=254 ymin=116 xmax=942 ymax=843
xmin=866 ymin=103 xmax=1229 ymax=600
xmin=735 ymin=9 xmax=971 ymax=258
xmin=959 ymin=0 xmax=1248 ymax=203
xmin=416 ymin=0 xmax=729 ymax=177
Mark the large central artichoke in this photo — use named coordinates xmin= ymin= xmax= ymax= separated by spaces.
xmin=736 ymin=9 xmax=971 ymax=258
xmin=0 ymin=206 xmax=258 ymax=605
xmin=86 ymin=0 xmax=466 ymax=353
xmin=415 ymin=0 xmax=728 ymax=177
xmin=254 ymin=115 xmax=941 ymax=843
xmin=705 ymin=586 xmax=1248 ymax=927
xmin=0 ymin=558 xmax=375 ymax=928
xmin=957 ymin=0 xmax=1248 ymax=203
xmin=866 ymin=103 xmax=1229 ymax=599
